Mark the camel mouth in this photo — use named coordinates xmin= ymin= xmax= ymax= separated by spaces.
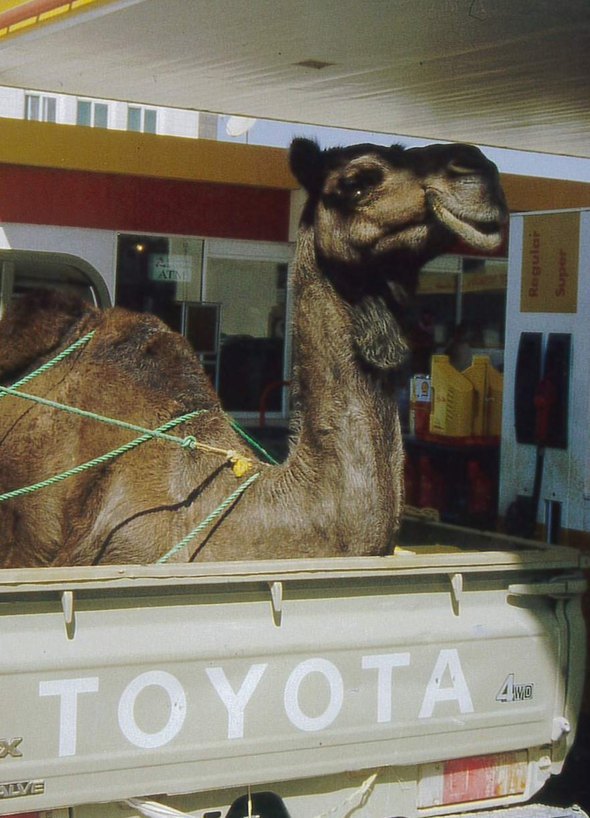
xmin=373 ymin=222 xmax=430 ymax=254
xmin=428 ymin=196 xmax=505 ymax=252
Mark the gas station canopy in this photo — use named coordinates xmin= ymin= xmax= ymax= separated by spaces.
xmin=0 ymin=0 xmax=588 ymax=158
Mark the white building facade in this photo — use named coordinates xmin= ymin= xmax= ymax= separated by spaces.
xmin=0 ymin=85 xmax=218 ymax=139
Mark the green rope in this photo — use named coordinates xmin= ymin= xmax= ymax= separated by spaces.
xmin=0 ymin=331 xmax=96 ymax=398
xmin=0 ymin=324 xmax=265 ymax=561
xmin=0 ymin=411 xmax=205 ymax=503
xmin=230 ymin=420 xmax=280 ymax=465
xmin=157 ymin=471 xmax=261 ymax=563
xmin=0 ymin=384 xmax=212 ymax=451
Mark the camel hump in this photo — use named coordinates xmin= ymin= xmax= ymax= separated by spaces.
xmin=90 ymin=307 xmax=221 ymax=410
xmin=0 ymin=288 xmax=98 ymax=382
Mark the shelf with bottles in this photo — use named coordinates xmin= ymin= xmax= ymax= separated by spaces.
xmin=408 ymin=354 xmax=503 ymax=442
xmin=403 ymin=435 xmax=500 ymax=531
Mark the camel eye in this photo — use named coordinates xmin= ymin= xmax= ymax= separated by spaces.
xmin=342 ymin=178 xmax=364 ymax=198
xmin=339 ymin=168 xmax=383 ymax=201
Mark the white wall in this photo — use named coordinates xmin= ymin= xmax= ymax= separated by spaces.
xmin=158 ymin=106 xmax=200 ymax=138
xmin=0 ymin=86 xmax=25 ymax=119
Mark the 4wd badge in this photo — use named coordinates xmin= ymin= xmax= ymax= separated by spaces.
xmin=496 ymin=674 xmax=534 ymax=703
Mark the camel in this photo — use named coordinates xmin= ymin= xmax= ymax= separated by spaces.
xmin=0 ymin=139 xmax=507 ymax=566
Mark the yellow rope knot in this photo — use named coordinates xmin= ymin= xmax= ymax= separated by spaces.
xmin=227 ymin=450 xmax=254 ymax=478
xmin=181 ymin=435 xmax=197 ymax=449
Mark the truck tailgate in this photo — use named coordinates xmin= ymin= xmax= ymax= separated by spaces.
xmin=0 ymin=528 xmax=585 ymax=814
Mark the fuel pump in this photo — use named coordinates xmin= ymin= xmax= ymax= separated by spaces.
xmin=505 ymin=331 xmax=570 ymax=540
xmin=499 ymin=209 xmax=589 ymax=544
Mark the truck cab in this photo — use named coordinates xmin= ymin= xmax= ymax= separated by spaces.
xmin=0 ymin=249 xmax=111 ymax=317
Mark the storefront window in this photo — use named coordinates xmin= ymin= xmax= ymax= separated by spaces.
xmin=116 ymin=234 xmax=204 ymax=331
xmin=205 ymin=257 xmax=288 ymax=412
xmin=408 ymin=254 xmax=508 ymax=375
xmin=115 ymin=234 xmax=291 ymax=416
xmin=403 ymin=253 xmax=508 ymax=528
xmin=460 ymin=258 xmax=507 ymax=364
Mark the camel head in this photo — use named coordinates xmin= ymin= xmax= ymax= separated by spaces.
xmin=289 ymin=138 xmax=507 ymax=369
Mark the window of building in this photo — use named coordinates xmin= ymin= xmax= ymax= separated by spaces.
xmin=405 ymin=252 xmax=508 ymax=380
xmin=116 ymin=234 xmax=204 ymax=328
xmin=76 ymin=99 xmax=108 ymax=128
xmin=205 ymin=255 xmax=289 ymax=413
xmin=127 ymin=105 xmax=157 ymax=134
xmin=115 ymin=235 xmax=292 ymax=417
xmin=24 ymin=93 xmax=56 ymax=122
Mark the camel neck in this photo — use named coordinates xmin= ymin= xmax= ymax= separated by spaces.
xmin=271 ymin=226 xmax=403 ymax=551
xmin=289 ymin=227 xmax=401 ymax=460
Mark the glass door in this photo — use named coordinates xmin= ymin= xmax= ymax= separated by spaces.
xmin=116 ymin=234 xmax=204 ymax=331
xmin=204 ymin=241 xmax=292 ymax=417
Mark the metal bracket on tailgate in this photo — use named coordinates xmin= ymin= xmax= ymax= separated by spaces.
xmin=61 ymin=589 xmax=76 ymax=638
xmin=268 ymin=581 xmax=283 ymax=626
xmin=449 ymin=572 xmax=463 ymax=615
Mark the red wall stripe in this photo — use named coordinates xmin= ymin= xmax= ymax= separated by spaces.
xmin=0 ymin=164 xmax=291 ymax=242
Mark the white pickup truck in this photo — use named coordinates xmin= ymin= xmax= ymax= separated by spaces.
xmin=0 ymin=253 xmax=587 ymax=818
xmin=0 ymin=516 xmax=586 ymax=818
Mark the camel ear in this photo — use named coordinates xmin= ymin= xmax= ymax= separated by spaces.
xmin=289 ymin=138 xmax=324 ymax=194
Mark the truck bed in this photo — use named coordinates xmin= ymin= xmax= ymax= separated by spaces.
xmin=0 ymin=520 xmax=586 ymax=818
